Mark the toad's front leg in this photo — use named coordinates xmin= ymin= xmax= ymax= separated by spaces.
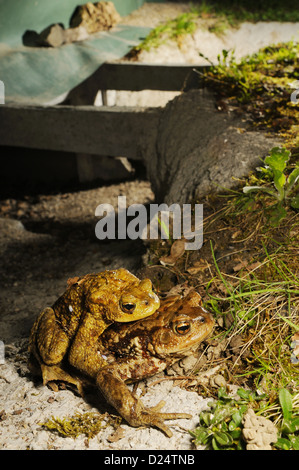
xmin=96 ymin=365 xmax=192 ymax=437
xmin=68 ymin=312 xmax=109 ymax=378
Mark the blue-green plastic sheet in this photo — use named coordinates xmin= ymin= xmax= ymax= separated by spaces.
xmin=0 ymin=26 xmax=151 ymax=104
xmin=0 ymin=0 xmax=153 ymax=104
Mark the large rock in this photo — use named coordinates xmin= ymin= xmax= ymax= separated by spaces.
xmin=143 ymin=89 xmax=280 ymax=204
xmin=70 ymin=1 xmax=121 ymax=33
xmin=27 ymin=2 xmax=120 ymax=48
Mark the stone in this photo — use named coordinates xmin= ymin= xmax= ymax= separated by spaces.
xmin=37 ymin=23 xmax=89 ymax=47
xmin=242 ymin=408 xmax=278 ymax=450
xmin=70 ymin=2 xmax=121 ymax=34
xmin=39 ymin=23 xmax=66 ymax=47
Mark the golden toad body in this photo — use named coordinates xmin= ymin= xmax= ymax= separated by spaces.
xmin=28 ymin=268 xmax=160 ymax=380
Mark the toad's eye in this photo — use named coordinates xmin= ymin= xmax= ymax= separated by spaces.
xmin=173 ymin=321 xmax=191 ymax=335
xmin=120 ymin=302 xmax=136 ymax=314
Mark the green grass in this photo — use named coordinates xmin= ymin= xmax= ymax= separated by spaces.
xmin=131 ymin=11 xmax=199 ymax=53
xmin=130 ymin=1 xmax=299 ymax=56
xmin=205 ymin=225 xmax=299 ymax=395
xmin=193 ymin=0 xmax=299 ymax=24
xmin=199 ymin=42 xmax=299 ymax=148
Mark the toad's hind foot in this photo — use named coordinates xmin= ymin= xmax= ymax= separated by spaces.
xmin=40 ymin=363 xmax=85 ymax=396
xmin=141 ymin=403 xmax=192 ymax=437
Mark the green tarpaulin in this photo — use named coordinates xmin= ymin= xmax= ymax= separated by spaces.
xmin=0 ymin=0 xmax=153 ymax=104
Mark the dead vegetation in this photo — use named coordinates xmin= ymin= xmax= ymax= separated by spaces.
xmin=141 ymin=171 xmax=299 ymax=403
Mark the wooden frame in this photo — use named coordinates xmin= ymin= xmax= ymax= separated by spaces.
xmin=0 ymin=63 xmax=210 ymax=158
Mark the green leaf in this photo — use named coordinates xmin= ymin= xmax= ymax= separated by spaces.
xmin=265 ymin=147 xmax=290 ymax=173
xmin=272 ymin=170 xmax=286 ymax=198
xmin=242 ymin=185 xmax=276 ymax=197
xmin=289 ymin=435 xmax=299 ymax=450
xmin=230 ymin=428 xmax=242 ymax=440
xmin=286 ymin=166 xmax=299 ymax=193
xmin=220 ymin=421 xmax=228 ymax=432
xmin=200 ymin=411 xmax=212 ymax=427
xmin=269 ymin=204 xmax=287 ymax=226
xmin=217 ymin=387 xmax=231 ymax=401
xmin=237 ymin=388 xmax=251 ymax=400
xmin=193 ymin=427 xmax=210 ymax=445
xmin=282 ymin=417 xmax=299 ymax=434
xmin=289 ymin=417 xmax=299 ymax=432
xmin=290 ymin=193 xmax=299 ymax=209
xmin=228 ymin=420 xmax=237 ymax=431
xmin=275 ymin=437 xmax=292 ymax=450
xmin=211 ymin=436 xmax=222 ymax=450
xmin=214 ymin=431 xmax=233 ymax=447
xmin=231 ymin=411 xmax=243 ymax=426
xmin=265 ymin=147 xmax=290 ymax=197
xmin=279 ymin=388 xmax=293 ymax=421
xmin=282 ymin=419 xmax=296 ymax=434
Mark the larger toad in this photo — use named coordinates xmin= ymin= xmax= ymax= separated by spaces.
xmin=28 ymin=268 xmax=160 ymax=380
xmin=30 ymin=290 xmax=214 ymax=437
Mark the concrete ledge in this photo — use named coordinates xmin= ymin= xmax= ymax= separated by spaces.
xmin=0 ymin=104 xmax=161 ymax=159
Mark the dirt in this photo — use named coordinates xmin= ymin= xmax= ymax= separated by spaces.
xmin=1 ymin=2 xmax=299 ymax=450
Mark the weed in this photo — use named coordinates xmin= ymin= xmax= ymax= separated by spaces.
xmin=131 ymin=11 xmax=199 ymax=54
xmin=273 ymin=389 xmax=299 ymax=450
xmin=40 ymin=411 xmax=121 ymax=440
xmin=199 ymin=42 xmax=299 ymax=148
xmin=190 ymin=386 xmax=299 ymax=450
xmin=207 ymin=239 xmax=299 ymax=395
xmin=242 ymin=147 xmax=299 ymax=225
xmin=156 ymin=214 xmax=172 ymax=241
xmin=190 ymin=387 xmax=266 ymax=450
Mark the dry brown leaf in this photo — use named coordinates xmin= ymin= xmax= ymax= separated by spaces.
xmin=159 ymin=255 xmax=176 ymax=266
xmin=170 ymin=239 xmax=186 ymax=257
xmin=187 ymin=259 xmax=211 ymax=275
xmin=233 ymin=260 xmax=248 ymax=272
xmin=166 ymin=282 xmax=192 ymax=298
xmin=160 ymin=239 xmax=186 ymax=266
xmin=217 ymin=283 xmax=229 ymax=295
xmin=246 ymin=261 xmax=262 ymax=271
xmin=107 ymin=426 xmax=126 ymax=443
xmin=232 ymin=230 xmax=241 ymax=239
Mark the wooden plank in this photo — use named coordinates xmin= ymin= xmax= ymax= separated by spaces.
xmin=96 ymin=62 xmax=211 ymax=91
xmin=66 ymin=63 xmax=211 ymax=102
xmin=0 ymin=104 xmax=161 ymax=159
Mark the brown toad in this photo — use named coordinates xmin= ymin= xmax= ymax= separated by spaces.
xmin=96 ymin=290 xmax=214 ymax=436
xmin=28 ymin=268 xmax=160 ymax=382
xmin=30 ymin=290 xmax=214 ymax=437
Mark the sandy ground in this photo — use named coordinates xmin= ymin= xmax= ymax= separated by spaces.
xmin=1 ymin=2 xmax=299 ymax=451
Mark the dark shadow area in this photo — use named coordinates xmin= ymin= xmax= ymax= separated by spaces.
xmin=0 ymin=145 xmax=148 ymax=199
xmin=178 ymin=0 xmax=299 ymax=22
